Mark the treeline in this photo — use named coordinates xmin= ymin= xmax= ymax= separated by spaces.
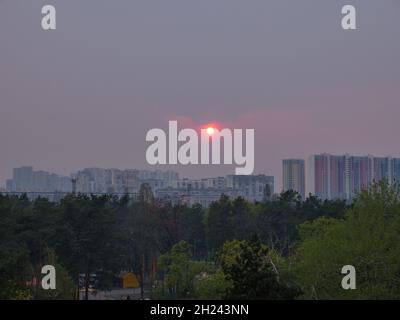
xmin=1 ymin=182 xmax=399 ymax=299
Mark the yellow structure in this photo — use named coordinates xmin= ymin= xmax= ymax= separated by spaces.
xmin=122 ymin=273 xmax=140 ymax=289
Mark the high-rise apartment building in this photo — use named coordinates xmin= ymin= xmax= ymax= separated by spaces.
xmin=226 ymin=174 xmax=274 ymax=202
xmin=392 ymin=158 xmax=400 ymax=184
xmin=13 ymin=166 xmax=34 ymax=191
xmin=308 ymin=154 xmax=400 ymax=200
xmin=6 ymin=167 xmax=71 ymax=193
xmin=73 ymin=168 xmax=179 ymax=194
xmin=282 ymin=159 xmax=305 ymax=199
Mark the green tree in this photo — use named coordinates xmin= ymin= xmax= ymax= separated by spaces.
xmin=194 ymin=269 xmax=232 ymax=300
xmin=34 ymin=250 xmax=75 ymax=300
xmin=55 ymin=194 xmax=118 ymax=299
xmin=205 ymin=196 xmax=256 ymax=254
xmin=256 ymin=191 xmax=347 ymax=255
xmin=156 ymin=241 xmax=205 ymax=299
xmin=294 ymin=181 xmax=400 ymax=299
xmin=0 ymin=195 xmax=31 ymax=299
xmin=221 ymin=236 xmax=301 ymax=299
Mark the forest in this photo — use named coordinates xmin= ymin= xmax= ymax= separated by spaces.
xmin=0 ymin=181 xmax=399 ymax=300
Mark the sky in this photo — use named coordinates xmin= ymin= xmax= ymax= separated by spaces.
xmin=1 ymin=0 xmax=400 ymax=190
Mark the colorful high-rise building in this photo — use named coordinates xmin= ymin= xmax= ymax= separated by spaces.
xmin=308 ymin=154 xmax=399 ymax=200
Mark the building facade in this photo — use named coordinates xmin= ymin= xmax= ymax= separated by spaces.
xmin=6 ymin=166 xmax=72 ymax=193
xmin=308 ymin=154 xmax=400 ymax=200
xmin=282 ymin=159 xmax=305 ymax=199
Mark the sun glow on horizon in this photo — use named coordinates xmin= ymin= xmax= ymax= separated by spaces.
xmin=206 ymin=126 xmax=215 ymax=136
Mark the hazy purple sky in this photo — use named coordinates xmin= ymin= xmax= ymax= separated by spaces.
xmin=1 ymin=0 xmax=399 ymax=190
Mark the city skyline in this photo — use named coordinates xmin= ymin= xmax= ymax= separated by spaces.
xmin=4 ymin=151 xmax=400 ymax=198
xmin=3 ymin=165 xmax=274 ymax=207
xmin=1 ymin=1 xmax=400 ymax=192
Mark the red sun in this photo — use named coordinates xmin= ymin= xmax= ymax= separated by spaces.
xmin=206 ymin=127 xmax=215 ymax=136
